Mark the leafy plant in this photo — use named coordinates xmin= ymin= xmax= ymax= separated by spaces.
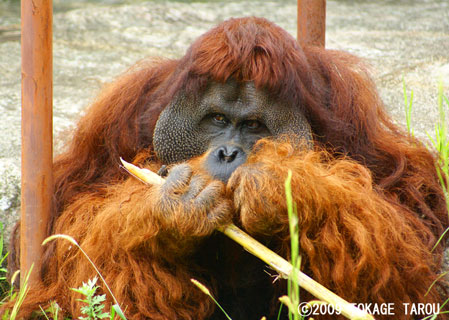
xmin=72 ymin=277 xmax=110 ymax=320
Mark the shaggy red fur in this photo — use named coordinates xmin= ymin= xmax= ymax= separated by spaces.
xmin=4 ymin=17 xmax=448 ymax=319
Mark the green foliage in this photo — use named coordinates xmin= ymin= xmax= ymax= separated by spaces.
xmin=402 ymin=78 xmax=449 ymax=262
xmin=427 ymin=81 xmax=449 ymax=251
xmin=0 ymin=223 xmax=11 ymax=297
xmin=39 ymin=301 xmax=64 ymax=320
xmin=404 ymin=80 xmax=449 ymax=319
xmin=72 ymin=277 xmax=110 ymax=320
xmin=429 ymin=81 xmax=449 ymax=205
xmin=402 ymin=80 xmax=449 ymax=251
xmin=2 ymin=265 xmax=33 ymax=320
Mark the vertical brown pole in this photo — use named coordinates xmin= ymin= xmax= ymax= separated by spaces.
xmin=297 ymin=0 xmax=326 ymax=47
xmin=21 ymin=0 xmax=53 ymax=284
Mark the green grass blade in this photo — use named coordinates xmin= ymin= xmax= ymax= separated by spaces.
xmin=191 ymin=279 xmax=232 ymax=320
xmin=9 ymin=265 xmax=33 ymax=320
xmin=285 ymin=171 xmax=302 ymax=320
xmin=431 ymin=227 xmax=449 ymax=252
xmin=277 ymin=301 xmax=283 ymax=320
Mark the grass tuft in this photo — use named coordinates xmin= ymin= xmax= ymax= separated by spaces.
xmin=2 ymin=265 xmax=33 ymax=320
xmin=426 ymin=81 xmax=449 ymax=251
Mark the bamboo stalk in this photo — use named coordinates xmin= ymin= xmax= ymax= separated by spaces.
xmin=119 ymin=158 xmax=374 ymax=320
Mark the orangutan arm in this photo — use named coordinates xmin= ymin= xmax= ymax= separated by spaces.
xmin=83 ymin=163 xmax=232 ymax=255
xmin=45 ymin=164 xmax=226 ymax=319
xmin=50 ymin=162 xmax=233 ymax=269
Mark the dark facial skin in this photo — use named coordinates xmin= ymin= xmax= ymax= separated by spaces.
xmin=153 ymin=80 xmax=312 ymax=181
xmin=199 ymin=82 xmax=272 ymax=181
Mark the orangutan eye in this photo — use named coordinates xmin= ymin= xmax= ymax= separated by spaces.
xmin=213 ymin=114 xmax=228 ymax=125
xmin=245 ymin=120 xmax=261 ymax=130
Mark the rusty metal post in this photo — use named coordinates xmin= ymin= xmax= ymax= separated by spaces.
xmin=21 ymin=0 xmax=53 ymax=284
xmin=297 ymin=0 xmax=326 ymax=47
